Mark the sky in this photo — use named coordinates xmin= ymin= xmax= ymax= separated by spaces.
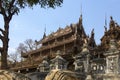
xmin=0 ymin=0 xmax=120 ymax=54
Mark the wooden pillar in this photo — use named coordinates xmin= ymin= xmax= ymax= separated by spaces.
xmin=39 ymin=51 xmax=41 ymax=57
xmin=63 ymin=37 xmax=66 ymax=54
xmin=64 ymin=44 xmax=66 ymax=54
xmin=50 ymin=48 xmax=52 ymax=57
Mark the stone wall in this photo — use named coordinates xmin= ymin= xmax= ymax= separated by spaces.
xmin=0 ymin=70 xmax=30 ymax=80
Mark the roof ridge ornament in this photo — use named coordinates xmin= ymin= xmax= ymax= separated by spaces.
xmin=56 ymin=50 xmax=61 ymax=56
xmin=104 ymin=14 xmax=107 ymax=32
xmin=109 ymin=16 xmax=115 ymax=29
xmin=81 ymin=38 xmax=89 ymax=54
xmin=43 ymin=27 xmax=46 ymax=39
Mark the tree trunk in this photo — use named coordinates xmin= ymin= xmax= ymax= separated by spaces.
xmin=1 ymin=18 xmax=10 ymax=69
xmin=1 ymin=50 xmax=8 ymax=69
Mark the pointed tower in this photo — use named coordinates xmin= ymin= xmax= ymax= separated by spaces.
xmin=38 ymin=56 xmax=49 ymax=72
xmin=50 ymin=50 xmax=68 ymax=70
xmin=101 ymin=16 xmax=120 ymax=51
xmin=109 ymin=16 xmax=115 ymax=30
xmin=73 ymin=14 xmax=87 ymax=55
xmin=73 ymin=38 xmax=90 ymax=73
xmin=43 ymin=27 xmax=46 ymax=39
xmin=88 ymin=29 xmax=96 ymax=48
xmin=77 ymin=14 xmax=87 ymax=38
xmin=104 ymin=14 xmax=107 ymax=33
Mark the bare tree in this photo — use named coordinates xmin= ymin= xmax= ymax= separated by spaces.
xmin=17 ymin=43 xmax=28 ymax=54
xmin=17 ymin=39 xmax=40 ymax=54
xmin=24 ymin=39 xmax=36 ymax=51
xmin=8 ymin=52 xmax=20 ymax=63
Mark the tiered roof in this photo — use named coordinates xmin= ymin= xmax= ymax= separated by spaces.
xmin=101 ymin=16 xmax=120 ymax=50
xmin=22 ymin=14 xmax=89 ymax=57
xmin=39 ymin=14 xmax=86 ymax=44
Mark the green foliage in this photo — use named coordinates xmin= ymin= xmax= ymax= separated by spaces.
xmin=38 ymin=0 xmax=63 ymax=8
xmin=0 ymin=0 xmax=63 ymax=16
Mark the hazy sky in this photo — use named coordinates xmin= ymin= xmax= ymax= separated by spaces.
xmin=0 ymin=0 xmax=120 ymax=54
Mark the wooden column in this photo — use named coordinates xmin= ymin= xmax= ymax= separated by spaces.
xmin=63 ymin=37 xmax=66 ymax=54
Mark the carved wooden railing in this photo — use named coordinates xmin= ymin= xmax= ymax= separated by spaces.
xmin=38 ymin=35 xmax=75 ymax=51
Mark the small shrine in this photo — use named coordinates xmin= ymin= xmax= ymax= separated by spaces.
xmin=73 ymin=52 xmax=84 ymax=72
xmin=102 ymin=39 xmax=120 ymax=80
xmin=104 ymin=39 xmax=120 ymax=74
xmin=38 ymin=56 xmax=49 ymax=72
xmin=74 ymin=39 xmax=91 ymax=73
xmin=50 ymin=50 xmax=68 ymax=70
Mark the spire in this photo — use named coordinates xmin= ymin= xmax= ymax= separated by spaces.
xmin=105 ymin=14 xmax=107 ymax=27
xmin=77 ymin=5 xmax=87 ymax=38
xmin=104 ymin=14 xmax=107 ymax=32
xmin=77 ymin=13 xmax=87 ymax=38
xmin=109 ymin=16 xmax=115 ymax=29
xmin=79 ymin=13 xmax=82 ymax=25
xmin=80 ymin=3 xmax=82 ymax=18
xmin=91 ymin=29 xmax=94 ymax=38
xmin=88 ymin=29 xmax=96 ymax=48
xmin=79 ymin=3 xmax=83 ymax=25
xmin=43 ymin=27 xmax=46 ymax=39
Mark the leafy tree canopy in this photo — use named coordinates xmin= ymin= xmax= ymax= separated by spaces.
xmin=0 ymin=0 xmax=63 ymax=18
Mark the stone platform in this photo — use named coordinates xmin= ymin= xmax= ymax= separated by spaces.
xmin=0 ymin=70 xmax=30 ymax=80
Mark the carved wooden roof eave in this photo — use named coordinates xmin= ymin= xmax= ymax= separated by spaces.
xmin=41 ymin=31 xmax=74 ymax=44
xmin=38 ymin=23 xmax=78 ymax=44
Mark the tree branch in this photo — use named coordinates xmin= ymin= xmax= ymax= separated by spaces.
xmin=9 ymin=0 xmax=15 ymax=8
xmin=0 ymin=34 xmax=4 ymax=41
xmin=0 ymin=47 xmax=3 ymax=52
xmin=0 ymin=0 xmax=7 ymax=17
xmin=8 ymin=0 xmax=16 ymax=17
xmin=0 ymin=28 xmax=5 ymax=36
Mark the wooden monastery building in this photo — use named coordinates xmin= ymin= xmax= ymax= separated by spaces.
xmin=10 ymin=14 xmax=120 ymax=80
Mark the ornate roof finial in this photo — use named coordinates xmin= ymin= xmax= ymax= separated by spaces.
xmin=43 ymin=27 xmax=46 ymax=39
xmin=89 ymin=28 xmax=96 ymax=47
xmin=80 ymin=3 xmax=82 ymax=16
xmin=81 ymin=38 xmax=89 ymax=54
xmin=110 ymin=16 xmax=113 ymax=20
xmin=104 ymin=14 xmax=107 ymax=32
xmin=109 ymin=16 xmax=115 ymax=29
xmin=91 ymin=28 xmax=94 ymax=38
xmin=56 ymin=50 xmax=61 ymax=56
xmin=78 ymin=14 xmax=83 ymax=27
xmin=115 ymin=23 xmax=119 ymax=27
xmin=104 ymin=26 xmax=107 ymax=32
xmin=80 ymin=13 xmax=82 ymax=23
xmin=79 ymin=3 xmax=82 ymax=24
xmin=105 ymin=14 xmax=107 ymax=27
